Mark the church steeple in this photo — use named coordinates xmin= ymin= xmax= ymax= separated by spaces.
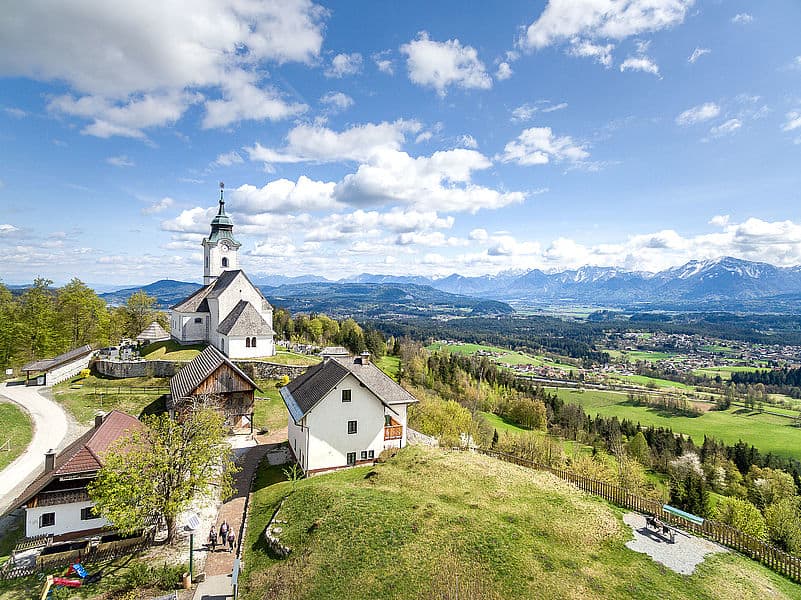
xmin=203 ymin=182 xmax=241 ymax=285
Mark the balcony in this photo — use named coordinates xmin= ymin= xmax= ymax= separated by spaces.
xmin=384 ymin=425 xmax=403 ymax=441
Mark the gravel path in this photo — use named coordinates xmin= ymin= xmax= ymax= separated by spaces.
xmin=623 ymin=513 xmax=727 ymax=575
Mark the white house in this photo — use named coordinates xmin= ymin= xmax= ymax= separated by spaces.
xmin=170 ymin=184 xmax=275 ymax=359
xmin=280 ymin=352 xmax=418 ymax=474
xmin=11 ymin=411 xmax=142 ymax=540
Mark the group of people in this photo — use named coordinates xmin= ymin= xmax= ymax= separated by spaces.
xmin=208 ymin=520 xmax=236 ymax=553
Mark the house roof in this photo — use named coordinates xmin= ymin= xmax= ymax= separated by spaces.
xmin=320 ymin=346 xmax=350 ymax=357
xmin=217 ymin=300 xmax=275 ymax=337
xmin=11 ymin=410 xmax=142 ymax=509
xmin=22 ymin=344 xmax=93 ymax=373
xmin=136 ymin=321 xmax=170 ymax=343
xmin=169 ymin=344 xmax=259 ymax=402
xmin=171 ymin=284 xmax=213 ymax=312
xmin=280 ymin=355 xmax=417 ymax=424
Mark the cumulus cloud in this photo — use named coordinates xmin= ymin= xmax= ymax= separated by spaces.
xmin=106 ymin=155 xmax=134 ymax=167
xmin=619 ymin=55 xmax=660 ymax=76
xmin=520 ymin=0 xmax=694 ymax=50
xmin=320 ymin=91 xmax=354 ymax=111
xmin=676 ymin=102 xmax=720 ymax=125
xmin=325 ymin=53 xmax=363 ymax=78
xmin=498 ymin=127 xmax=589 ymax=165
xmin=688 ymin=47 xmax=710 ymax=63
xmin=232 ymin=177 xmax=339 ymax=214
xmin=496 ymin=62 xmax=513 ymax=80
xmin=0 ymin=224 xmax=19 ymax=235
xmin=732 ymin=13 xmax=753 ymax=25
xmin=372 ymin=51 xmax=394 ymax=74
xmin=1 ymin=0 xmax=326 ymax=136
xmin=400 ymin=32 xmax=492 ymax=95
xmin=143 ymin=197 xmax=174 ymax=215
xmin=567 ymin=39 xmax=614 ymax=67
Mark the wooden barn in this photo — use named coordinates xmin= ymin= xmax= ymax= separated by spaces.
xmin=168 ymin=345 xmax=258 ymax=432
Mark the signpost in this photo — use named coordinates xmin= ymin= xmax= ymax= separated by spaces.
xmin=185 ymin=513 xmax=201 ymax=583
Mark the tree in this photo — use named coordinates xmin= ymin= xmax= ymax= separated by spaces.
xmin=89 ymin=409 xmax=235 ymax=543
xmin=123 ymin=290 xmax=159 ymax=338
xmin=17 ymin=278 xmax=57 ymax=360
xmin=56 ymin=278 xmax=109 ymax=348
xmin=0 ymin=283 xmax=17 ymax=368
xmin=338 ymin=318 xmax=366 ymax=354
xmin=712 ymin=496 xmax=767 ymax=540
xmin=764 ymin=498 xmax=801 ymax=553
xmin=627 ymin=431 xmax=651 ymax=466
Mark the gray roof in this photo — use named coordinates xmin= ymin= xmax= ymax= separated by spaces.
xmin=171 ymin=284 xmax=212 ymax=312
xmin=169 ymin=345 xmax=258 ymax=402
xmin=280 ymin=355 xmax=417 ymax=424
xmin=320 ymin=346 xmax=350 ymax=357
xmin=22 ymin=344 xmax=93 ymax=373
xmin=172 ymin=269 xmax=272 ymax=313
xmin=217 ymin=300 xmax=274 ymax=336
xmin=136 ymin=321 xmax=170 ymax=342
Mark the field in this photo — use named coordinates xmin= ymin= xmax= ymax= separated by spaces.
xmin=238 ymin=445 xmax=799 ymax=600
xmin=692 ymin=366 xmax=762 ymax=380
xmin=52 ymin=375 xmax=169 ymax=424
xmin=261 ymin=350 xmax=321 ymax=366
xmin=547 ymin=387 xmax=801 ymax=461
xmin=139 ymin=339 xmax=205 ymax=360
xmin=428 ymin=342 xmax=576 ymax=371
xmin=605 ymin=373 xmax=694 ymax=390
xmin=0 ymin=401 xmax=33 ymax=471
xmin=376 ymin=355 xmax=400 ymax=379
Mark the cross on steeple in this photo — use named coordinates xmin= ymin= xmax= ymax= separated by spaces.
xmin=218 ymin=181 xmax=225 ymax=214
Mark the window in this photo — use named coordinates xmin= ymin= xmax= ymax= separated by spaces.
xmin=347 ymin=420 xmax=357 ymax=434
xmin=346 ymin=452 xmax=357 ymax=466
xmin=341 ymin=389 xmax=352 ymax=402
xmin=368 ymin=450 xmax=374 ymax=459
xmin=250 ymin=337 xmax=256 ymax=347
xmin=360 ymin=450 xmax=367 ymax=460
xmin=80 ymin=506 xmax=98 ymax=521
xmin=245 ymin=338 xmax=251 ymax=348
xmin=194 ymin=317 xmax=203 ymax=324
xmin=40 ymin=512 xmax=55 ymax=528
xmin=222 ymin=257 xmax=229 ymax=268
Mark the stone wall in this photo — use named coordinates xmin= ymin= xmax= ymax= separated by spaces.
xmin=94 ymin=359 xmax=310 ymax=381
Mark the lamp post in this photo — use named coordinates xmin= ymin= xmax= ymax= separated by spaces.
xmin=184 ymin=513 xmax=201 ymax=583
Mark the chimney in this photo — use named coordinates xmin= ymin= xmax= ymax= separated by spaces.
xmin=360 ymin=351 xmax=371 ymax=365
xmin=45 ymin=449 xmax=56 ymax=473
xmin=94 ymin=412 xmax=106 ymax=429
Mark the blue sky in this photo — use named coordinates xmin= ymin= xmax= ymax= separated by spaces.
xmin=1 ymin=0 xmax=800 ymax=286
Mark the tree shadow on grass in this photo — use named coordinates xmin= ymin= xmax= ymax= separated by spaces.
xmin=619 ymin=399 xmax=703 ymax=419
xmin=139 ymin=395 xmax=168 ymax=418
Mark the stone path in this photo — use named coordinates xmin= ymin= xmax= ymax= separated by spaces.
xmin=623 ymin=512 xmax=727 ymax=575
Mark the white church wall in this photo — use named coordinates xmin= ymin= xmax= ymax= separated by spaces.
xmin=228 ymin=336 xmax=276 ymax=359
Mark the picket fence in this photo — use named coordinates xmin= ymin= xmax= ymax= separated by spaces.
xmin=475 ymin=448 xmax=801 ymax=583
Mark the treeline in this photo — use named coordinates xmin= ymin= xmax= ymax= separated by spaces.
xmin=399 ymin=342 xmax=801 ymax=552
xmin=732 ymin=367 xmax=801 ymax=397
xmin=272 ymin=308 xmax=388 ymax=358
xmin=0 ymin=279 xmax=166 ymax=370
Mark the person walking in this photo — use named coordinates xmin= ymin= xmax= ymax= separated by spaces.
xmin=219 ymin=520 xmax=229 ymax=541
xmin=208 ymin=526 xmax=217 ymax=552
xmin=227 ymin=529 xmax=235 ymax=553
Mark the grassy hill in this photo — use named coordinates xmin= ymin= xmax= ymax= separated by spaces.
xmin=240 ymin=446 xmax=798 ymax=600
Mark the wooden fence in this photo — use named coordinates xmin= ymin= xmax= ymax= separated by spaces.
xmin=475 ymin=448 xmax=801 ymax=583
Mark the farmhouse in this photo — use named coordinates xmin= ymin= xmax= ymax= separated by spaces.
xmin=11 ymin=411 xmax=142 ymax=540
xmin=21 ymin=344 xmax=93 ymax=386
xmin=168 ymin=344 xmax=258 ymax=431
xmin=170 ymin=184 xmax=275 ymax=359
xmin=280 ymin=352 xmax=418 ymax=474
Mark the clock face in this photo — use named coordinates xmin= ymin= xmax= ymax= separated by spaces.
xmin=220 ymin=243 xmax=229 ymax=252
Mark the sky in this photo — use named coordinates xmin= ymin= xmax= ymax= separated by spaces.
xmin=1 ymin=0 xmax=800 ymax=286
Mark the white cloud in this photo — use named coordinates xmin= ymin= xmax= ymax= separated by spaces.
xmin=520 ymin=0 xmax=694 ymax=50
xmin=676 ymin=102 xmax=720 ymax=125
xmin=619 ymin=55 xmax=660 ymax=77
xmin=162 ymin=206 xmax=214 ymax=235
xmin=469 ymin=228 xmax=488 ymax=241
xmin=320 ymin=91 xmax=354 ymax=111
xmin=246 ymin=119 xmax=421 ymax=165
xmin=512 ymin=104 xmax=538 ymax=122
xmin=400 ymin=32 xmax=492 ymax=95
xmin=567 ymin=39 xmax=614 ymax=67
xmin=143 ymin=197 xmax=174 ymax=215
xmin=213 ymin=151 xmax=244 ymax=167
xmin=233 ymin=177 xmax=339 ymax=214
xmin=0 ymin=224 xmax=19 ymax=235
xmin=2 ymin=0 xmax=326 ymax=136
xmin=498 ymin=127 xmax=589 ymax=166
xmin=688 ymin=47 xmax=710 ymax=63
xmin=732 ymin=13 xmax=753 ymax=25
xmin=325 ymin=53 xmax=363 ymax=78
xmin=709 ymin=118 xmax=742 ymax=137
xmin=782 ymin=111 xmax=801 ymax=132
xmin=458 ymin=134 xmax=478 ymax=149
xmin=373 ymin=51 xmax=394 ymax=74
xmin=496 ymin=62 xmax=513 ymax=80
xmin=106 ymin=155 xmax=134 ymax=167
xmin=709 ymin=215 xmax=729 ymax=227
xmin=542 ymin=102 xmax=568 ymax=113
xmin=415 ymin=131 xmax=433 ymax=144
xmin=4 ymin=107 xmax=27 ymax=118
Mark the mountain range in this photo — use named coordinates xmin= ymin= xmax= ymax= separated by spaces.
xmin=99 ymin=257 xmax=801 ymax=314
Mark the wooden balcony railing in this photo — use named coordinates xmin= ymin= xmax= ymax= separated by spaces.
xmin=384 ymin=425 xmax=403 ymax=440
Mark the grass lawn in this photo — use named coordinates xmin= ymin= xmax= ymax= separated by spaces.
xmin=606 ymin=373 xmax=694 ymax=390
xmin=0 ymin=401 xmax=33 ymax=471
xmin=259 ymin=351 xmax=321 ymax=366
xmin=239 ymin=445 xmax=799 ymax=600
xmin=254 ymin=379 xmax=289 ymax=433
xmin=52 ymin=375 xmax=169 ymax=424
xmin=692 ymin=366 xmax=762 ymax=380
xmin=547 ymin=387 xmax=801 ymax=461
xmin=376 ymin=355 xmax=399 ymax=379
xmin=139 ymin=339 xmax=205 ymax=360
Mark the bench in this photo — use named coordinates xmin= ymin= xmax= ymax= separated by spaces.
xmin=645 ymin=516 xmax=676 ymax=544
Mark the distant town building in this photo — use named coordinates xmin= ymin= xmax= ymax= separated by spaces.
xmin=170 ymin=185 xmax=275 ymax=358
xmin=280 ymin=352 xmax=418 ymax=474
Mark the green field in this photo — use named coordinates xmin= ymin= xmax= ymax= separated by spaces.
xmin=428 ymin=342 xmax=576 ymax=371
xmin=692 ymin=366 xmax=762 ymax=380
xmin=139 ymin=339 xmax=205 ymax=360
xmin=261 ymin=350 xmax=321 ymax=366
xmin=376 ymin=355 xmax=400 ymax=379
xmin=239 ymin=445 xmax=798 ymax=600
xmin=605 ymin=373 xmax=694 ymax=390
xmin=0 ymin=401 xmax=33 ymax=471
xmin=52 ymin=375 xmax=169 ymax=424
xmin=620 ymin=351 xmax=678 ymax=362
xmin=548 ymin=387 xmax=801 ymax=461
xmin=254 ymin=379 xmax=289 ymax=433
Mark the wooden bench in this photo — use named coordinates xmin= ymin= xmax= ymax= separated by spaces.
xmin=646 ymin=515 xmax=676 ymax=543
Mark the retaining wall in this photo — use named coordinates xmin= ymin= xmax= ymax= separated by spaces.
xmin=94 ymin=359 xmax=309 ymax=381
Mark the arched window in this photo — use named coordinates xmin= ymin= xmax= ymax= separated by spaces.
xmin=245 ymin=338 xmax=251 ymax=348
xmin=222 ymin=257 xmax=229 ymax=268
xmin=251 ymin=337 xmax=257 ymax=347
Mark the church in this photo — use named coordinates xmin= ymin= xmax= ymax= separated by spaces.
xmin=170 ymin=184 xmax=275 ymax=358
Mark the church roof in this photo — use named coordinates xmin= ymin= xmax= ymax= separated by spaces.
xmin=217 ymin=300 xmax=275 ymax=336
xmin=136 ymin=321 xmax=170 ymax=343
xmin=169 ymin=344 xmax=258 ymax=402
xmin=171 ymin=270 xmax=272 ymax=314
xmin=171 ymin=284 xmax=213 ymax=312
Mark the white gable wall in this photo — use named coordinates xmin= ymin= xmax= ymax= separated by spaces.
xmin=288 ymin=416 xmax=309 ymax=471
xmin=172 ymin=312 xmax=207 ymax=343
xmin=228 ymin=336 xmax=276 ymax=359
xmin=26 ymin=501 xmax=109 ymax=538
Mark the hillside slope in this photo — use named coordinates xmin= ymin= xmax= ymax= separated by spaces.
xmin=240 ymin=446 xmax=798 ymax=600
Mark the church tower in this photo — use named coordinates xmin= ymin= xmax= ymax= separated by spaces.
xmin=203 ymin=182 xmax=241 ymax=285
